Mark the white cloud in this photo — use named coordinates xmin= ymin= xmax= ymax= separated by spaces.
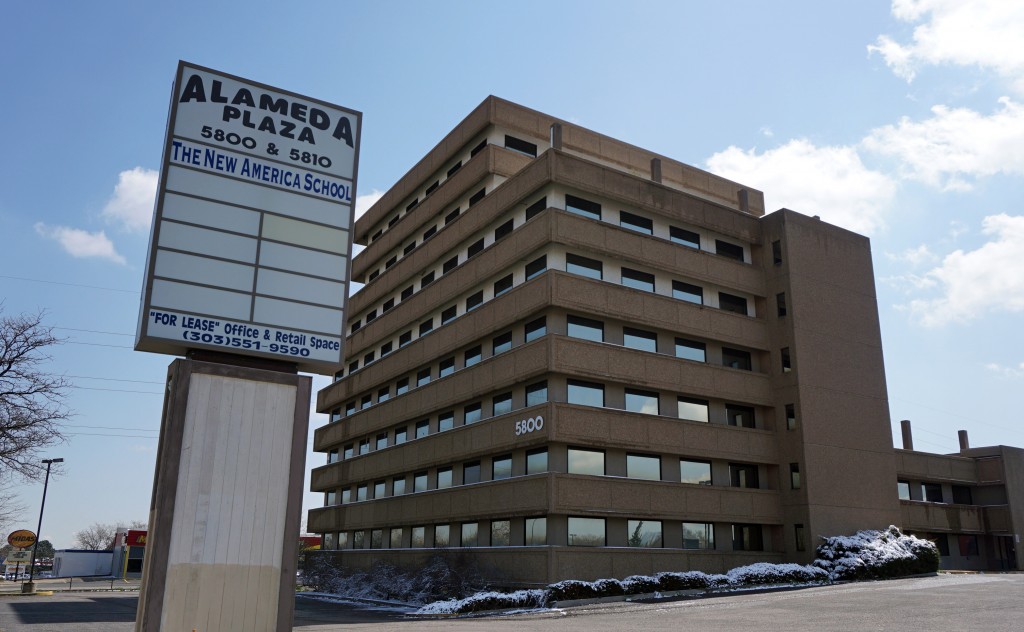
xmin=886 ymin=244 xmax=938 ymax=267
xmin=986 ymin=362 xmax=1024 ymax=378
xmin=869 ymin=0 xmax=1024 ymax=93
xmin=34 ymin=223 xmax=126 ymax=265
xmin=862 ymin=97 xmax=1024 ymax=191
xmin=354 ymin=189 xmax=384 ymax=220
xmin=903 ymin=214 xmax=1024 ymax=326
xmin=705 ymin=139 xmax=897 ymax=235
xmin=101 ymin=167 xmax=158 ymax=232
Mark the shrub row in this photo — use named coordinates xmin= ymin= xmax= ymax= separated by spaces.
xmin=814 ymin=525 xmax=940 ymax=580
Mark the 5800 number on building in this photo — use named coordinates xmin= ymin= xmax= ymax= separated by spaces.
xmin=515 ymin=416 xmax=544 ymax=436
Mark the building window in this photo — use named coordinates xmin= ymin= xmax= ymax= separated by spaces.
xmin=419 ymin=318 xmax=433 ymax=336
xmin=445 ymin=208 xmax=460 ymax=224
xmin=434 ymin=525 xmax=450 ymax=547
xmin=463 ymin=461 xmax=481 ymax=485
xmin=790 ymin=463 xmax=801 ymax=489
xmin=772 ymin=240 xmax=783 ymax=265
xmin=377 ymin=387 xmax=390 ymax=403
xmin=438 ymin=411 xmax=454 ymax=432
xmin=623 ymin=327 xmax=657 ymax=353
xmin=417 ymin=368 xmax=431 ymax=387
xmin=420 ymin=271 xmax=434 ymax=288
xmin=678 ymin=397 xmax=710 ymax=423
xmin=567 ymin=315 xmax=604 ymax=342
xmin=327 ymin=448 xmax=339 ymax=463
xmin=396 ymin=378 xmax=410 ymax=395
xmin=620 ymin=211 xmax=653 ymax=235
xmin=732 ymin=524 xmax=763 ymax=551
xmin=323 ymin=533 xmax=337 ymax=550
xmin=526 ymin=448 xmax=548 ymax=474
xmin=346 ymin=401 xmax=356 ymax=416
xmin=715 ymin=239 xmax=744 ymax=262
xmin=565 ymin=194 xmax=602 ymax=221
xmin=730 ymin=463 xmax=759 ymax=488
xmin=437 ymin=467 xmax=453 ymax=489
xmin=468 ymin=238 xmax=485 ymax=258
xmin=472 ymin=139 xmax=488 ymax=156
xmin=525 ymin=197 xmax=547 ymax=221
xmin=525 ymin=255 xmax=547 ymax=281
xmin=719 ymin=292 xmax=748 ymax=315
xmin=675 ymin=338 xmax=706 ymax=362
xmin=423 ymin=225 xmax=437 ymax=241
xmin=952 ymin=485 xmax=973 ymax=504
xmin=461 ymin=522 xmax=479 ymax=547
xmin=404 ymin=242 xmax=417 ymax=256
xmin=414 ymin=471 xmax=428 ymax=492
xmin=493 ymin=393 xmax=512 ymax=416
xmin=466 ymin=290 xmax=483 ymax=311
xmin=525 ymin=316 xmax=546 ymax=342
xmin=786 ymin=404 xmax=796 ymax=430
xmin=628 ymin=520 xmax=663 ymax=547
xmin=469 ymin=188 xmax=486 ymax=206
xmin=393 ymin=477 xmax=406 ymax=496
xmin=363 ymin=352 xmax=375 ymax=367
xmin=343 ymin=444 xmax=353 ymax=459
xmin=726 ymin=404 xmax=756 ymax=428
xmin=491 ymin=520 xmax=511 ymax=546
xmin=367 ymin=269 xmax=379 ymax=281
xmin=493 ymin=332 xmax=513 ymax=355
xmin=425 ymin=180 xmax=439 ymax=196
xmin=398 ymin=330 xmax=412 ymax=348
xmin=683 ymin=522 xmax=715 ymax=550
xmin=722 ymin=347 xmax=752 ymax=371
xmin=494 ymin=219 xmax=514 ymax=241
xmin=325 ymin=490 xmax=337 ymax=506
xmin=504 ymin=134 xmax=538 ymax=157
xmin=897 ymin=481 xmax=911 ymax=500
xmin=401 ymin=285 xmax=414 ymax=300
xmin=385 ymin=255 xmax=397 ymax=270
xmin=348 ymin=360 xmax=359 ymax=374
xmin=777 ymin=292 xmax=787 ymax=317
xmin=781 ymin=347 xmax=792 ymax=373
xmin=406 ymin=198 xmax=419 ymax=212
xmin=376 ymin=434 xmax=388 ymax=451
xmin=439 ymin=357 xmax=455 ymax=378
xmin=380 ymin=341 xmax=393 ymax=357
xmin=415 ymin=420 xmax=429 ymax=439
xmin=568 ymin=517 xmax=606 ymax=546
xmin=680 ymin=459 xmax=712 ymax=485
xmin=350 ymin=319 xmax=361 ymax=333
xmin=464 ymin=403 xmax=482 ymax=425
xmin=958 ymin=535 xmax=979 ymax=557
xmin=627 ymin=453 xmax=661 ymax=480
xmin=395 ymin=427 xmax=407 ymax=445
xmin=566 ymin=253 xmax=603 ymax=280
xmin=568 ymin=447 xmax=605 ymax=475
xmin=494 ymin=274 xmax=513 ymax=297
xmin=526 ymin=381 xmax=548 ymax=407
xmin=795 ymin=524 xmax=806 ymax=552
xmin=492 ymin=455 xmax=512 ymax=480
xmin=352 ymin=530 xmax=364 ymax=549
xmin=373 ymin=480 xmax=385 ymax=499
xmin=621 ymin=267 xmax=655 ymax=292
xmin=923 ymin=483 xmax=943 ymax=503
xmin=341 ymin=488 xmax=351 ymax=504
xmin=464 ymin=345 xmax=482 ymax=367
xmin=411 ymin=526 xmax=425 ymax=548
xmin=356 ymin=484 xmax=367 ymax=501
xmin=568 ymin=379 xmax=604 ymax=407
xmin=670 ymin=226 xmax=700 ymax=249
xmin=525 ymin=517 xmax=547 ymax=546
xmin=443 ymin=256 xmax=459 ymax=274
xmin=358 ymin=439 xmax=369 ymax=455
xmin=447 ymin=161 xmax=462 ymax=177
xmin=928 ymin=533 xmax=950 ymax=556
xmin=625 ymin=389 xmax=660 ymax=415
xmin=370 ymin=529 xmax=383 ymax=549
xmin=673 ymin=280 xmax=703 ymax=305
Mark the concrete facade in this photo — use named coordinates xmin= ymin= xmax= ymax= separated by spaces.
xmin=307 ymin=97 xmax=1015 ymax=585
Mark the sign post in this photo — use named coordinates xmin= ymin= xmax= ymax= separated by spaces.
xmin=134 ymin=62 xmax=359 ymax=632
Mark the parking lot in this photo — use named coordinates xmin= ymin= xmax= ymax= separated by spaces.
xmin=0 ymin=573 xmax=1022 ymax=631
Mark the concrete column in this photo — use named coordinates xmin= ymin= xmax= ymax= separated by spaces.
xmin=651 ymin=158 xmax=662 ymax=183
xmin=901 ymin=419 xmax=914 ymax=450
xmin=550 ymin=123 xmax=562 ymax=150
xmin=959 ymin=430 xmax=970 ymax=450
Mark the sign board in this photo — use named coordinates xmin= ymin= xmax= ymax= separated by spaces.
xmin=5 ymin=550 xmax=32 ymax=563
xmin=7 ymin=530 xmax=36 ymax=548
xmin=136 ymin=61 xmax=361 ymax=374
xmin=126 ymin=530 xmax=148 ymax=547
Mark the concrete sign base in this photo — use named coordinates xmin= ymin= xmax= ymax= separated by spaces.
xmin=135 ymin=359 xmax=310 ymax=632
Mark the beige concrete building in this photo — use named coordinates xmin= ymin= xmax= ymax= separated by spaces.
xmin=307 ymin=97 xmax=1021 ymax=584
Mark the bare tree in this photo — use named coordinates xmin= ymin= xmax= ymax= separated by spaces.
xmin=0 ymin=482 xmax=26 ymax=533
xmin=74 ymin=523 xmax=118 ymax=550
xmin=0 ymin=307 xmax=70 ymax=478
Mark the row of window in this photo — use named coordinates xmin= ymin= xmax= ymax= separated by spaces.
xmin=909 ymin=532 xmax=980 ymax=557
xmin=321 ymin=519 xmax=765 ymax=551
xmin=898 ymin=481 xmax=974 ymax=505
xmin=325 ymin=448 xmax=781 ymax=506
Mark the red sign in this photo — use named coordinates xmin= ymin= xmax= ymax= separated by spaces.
xmin=126 ymin=530 xmax=148 ymax=547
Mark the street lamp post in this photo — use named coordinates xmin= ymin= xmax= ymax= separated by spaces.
xmin=22 ymin=457 xmax=62 ymax=594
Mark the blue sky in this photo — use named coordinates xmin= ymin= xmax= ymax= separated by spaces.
xmin=2 ymin=0 xmax=1023 ymax=548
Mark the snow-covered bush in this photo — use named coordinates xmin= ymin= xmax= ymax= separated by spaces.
xmin=621 ymin=574 xmax=660 ymax=595
xmin=592 ymin=578 xmax=625 ymax=597
xmin=654 ymin=571 xmax=713 ymax=591
xmin=726 ymin=562 xmax=828 ymax=586
xmin=547 ymin=579 xmax=598 ymax=601
xmin=814 ymin=525 xmax=939 ymax=580
xmin=414 ymin=589 xmax=547 ymax=615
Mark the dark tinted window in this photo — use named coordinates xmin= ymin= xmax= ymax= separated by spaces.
xmin=620 ymin=211 xmax=653 ymax=234
xmin=719 ymin=292 xmax=748 ymax=315
xmin=504 ymin=135 xmax=538 ymax=157
xmin=565 ymin=194 xmax=601 ymax=220
xmin=671 ymin=226 xmax=700 ymax=249
xmin=525 ymin=197 xmax=547 ymax=221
